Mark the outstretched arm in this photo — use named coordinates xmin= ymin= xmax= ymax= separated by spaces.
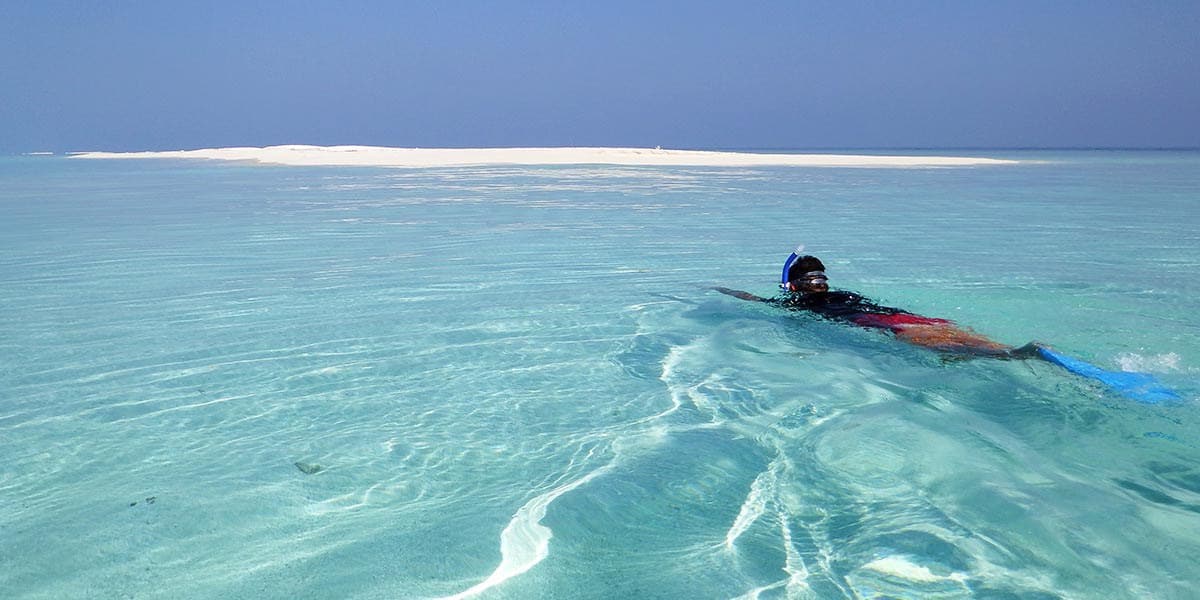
xmin=712 ymin=286 xmax=769 ymax=303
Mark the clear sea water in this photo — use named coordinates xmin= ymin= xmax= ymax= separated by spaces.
xmin=2 ymin=151 xmax=1198 ymax=599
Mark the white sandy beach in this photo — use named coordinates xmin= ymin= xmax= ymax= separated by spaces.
xmin=73 ymin=145 xmax=1016 ymax=168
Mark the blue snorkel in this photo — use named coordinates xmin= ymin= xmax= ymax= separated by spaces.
xmin=780 ymin=245 xmax=805 ymax=290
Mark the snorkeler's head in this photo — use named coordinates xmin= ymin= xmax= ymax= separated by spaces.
xmin=786 ymin=255 xmax=826 ymax=281
xmin=784 ymin=255 xmax=828 ymax=293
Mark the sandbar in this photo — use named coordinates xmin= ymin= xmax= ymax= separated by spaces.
xmin=73 ymin=145 xmax=1016 ymax=168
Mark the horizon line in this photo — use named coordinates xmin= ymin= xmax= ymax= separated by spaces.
xmin=10 ymin=145 xmax=1200 ymax=157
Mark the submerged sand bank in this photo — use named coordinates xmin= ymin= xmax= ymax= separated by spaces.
xmin=73 ymin=145 xmax=1016 ymax=168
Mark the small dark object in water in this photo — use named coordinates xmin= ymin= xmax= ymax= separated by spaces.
xmin=295 ymin=462 xmax=323 ymax=475
xmin=145 ymin=496 xmax=156 ymax=504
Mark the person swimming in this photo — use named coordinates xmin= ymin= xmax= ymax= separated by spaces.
xmin=714 ymin=252 xmax=1043 ymax=358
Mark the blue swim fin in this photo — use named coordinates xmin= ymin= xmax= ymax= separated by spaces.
xmin=1036 ymin=346 xmax=1181 ymax=404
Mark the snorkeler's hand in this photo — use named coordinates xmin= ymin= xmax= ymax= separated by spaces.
xmin=711 ymin=287 xmax=767 ymax=302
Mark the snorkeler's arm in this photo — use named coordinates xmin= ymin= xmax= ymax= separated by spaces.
xmin=712 ymin=287 xmax=769 ymax=303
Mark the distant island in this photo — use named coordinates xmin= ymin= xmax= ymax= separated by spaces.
xmin=73 ymin=145 xmax=1017 ymax=168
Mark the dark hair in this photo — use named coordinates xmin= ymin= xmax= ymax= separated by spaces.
xmin=786 ymin=256 xmax=826 ymax=282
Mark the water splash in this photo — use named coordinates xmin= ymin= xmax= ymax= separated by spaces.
xmin=1115 ymin=352 xmax=1182 ymax=373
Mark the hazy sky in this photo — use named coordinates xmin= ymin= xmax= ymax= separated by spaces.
xmin=2 ymin=1 xmax=1198 ymax=152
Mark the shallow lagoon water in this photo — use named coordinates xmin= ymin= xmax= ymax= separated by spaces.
xmin=1 ymin=152 xmax=1198 ymax=599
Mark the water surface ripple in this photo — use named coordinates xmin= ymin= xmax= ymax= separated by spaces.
xmin=1 ymin=154 xmax=1198 ymax=599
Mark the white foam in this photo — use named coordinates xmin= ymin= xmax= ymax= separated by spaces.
xmin=732 ymin=582 xmax=782 ymax=600
xmin=778 ymin=514 xmax=812 ymax=595
xmin=724 ymin=465 xmax=778 ymax=551
xmin=686 ymin=374 xmax=723 ymax=418
xmin=862 ymin=555 xmax=967 ymax=584
xmin=72 ymin=145 xmax=1017 ymax=169
xmin=656 ymin=342 xmax=691 ymax=419
xmin=439 ymin=465 xmax=612 ymax=600
xmin=1115 ymin=352 xmax=1182 ymax=373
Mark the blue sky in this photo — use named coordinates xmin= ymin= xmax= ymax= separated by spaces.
xmin=2 ymin=1 xmax=1198 ymax=152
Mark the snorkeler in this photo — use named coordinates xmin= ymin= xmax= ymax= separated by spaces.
xmin=713 ymin=251 xmax=1043 ymax=359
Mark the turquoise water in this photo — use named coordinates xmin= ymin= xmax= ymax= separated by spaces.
xmin=2 ymin=151 xmax=1198 ymax=599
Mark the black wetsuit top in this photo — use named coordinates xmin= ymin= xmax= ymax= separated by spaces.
xmin=767 ymin=290 xmax=909 ymax=322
